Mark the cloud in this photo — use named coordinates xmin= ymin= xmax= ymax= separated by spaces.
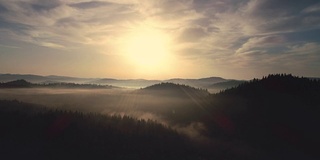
xmin=0 ymin=0 xmax=138 ymax=49
xmin=303 ymin=3 xmax=320 ymax=13
xmin=288 ymin=42 xmax=320 ymax=55
xmin=176 ymin=27 xmax=207 ymax=43
xmin=69 ymin=1 xmax=115 ymax=9
xmin=30 ymin=0 xmax=63 ymax=12
xmin=240 ymin=0 xmax=320 ymax=34
xmin=0 ymin=44 xmax=19 ymax=49
xmin=40 ymin=42 xmax=65 ymax=49
xmin=0 ymin=3 xmax=8 ymax=13
xmin=1 ymin=0 xmax=319 ymax=48
xmin=181 ymin=0 xmax=320 ymax=78
xmin=236 ymin=35 xmax=287 ymax=55
xmin=231 ymin=41 xmax=320 ymax=77
xmin=137 ymin=0 xmax=193 ymax=16
xmin=267 ymin=42 xmax=320 ymax=75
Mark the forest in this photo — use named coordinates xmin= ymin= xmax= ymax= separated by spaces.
xmin=0 ymin=74 xmax=319 ymax=160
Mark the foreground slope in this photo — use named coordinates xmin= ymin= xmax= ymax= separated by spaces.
xmin=0 ymin=100 xmax=200 ymax=160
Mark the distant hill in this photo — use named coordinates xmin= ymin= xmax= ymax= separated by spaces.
xmin=0 ymin=79 xmax=116 ymax=89
xmin=0 ymin=74 xmax=47 ymax=83
xmin=0 ymin=74 xmax=230 ymax=89
xmin=208 ymin=80 xmax=247 ymax=90
xmin=203 ymin=74 xmax=320 ymax=159
xmin=89 ymin=79 xmax=161 ymax=88
xmin=128 ymin=83 xmax=211 ymax=124
xmin=0 ymin=79 xmax=33 ymax=88
xmin=0 ymin=74 xmax=96 ymax=83
xmin=91 ymin=77 xmax=227 ymax=89
xmin=139 ymin=82 xmax=209 ymax=98
xmin=198 ymin=77 xmax=226 ymax=82
xmin=165 ymin=77 xmax=227 ymax=88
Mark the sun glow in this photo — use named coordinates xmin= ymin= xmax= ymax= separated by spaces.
xmin=121 ymin=25 xmax=174 ymax=76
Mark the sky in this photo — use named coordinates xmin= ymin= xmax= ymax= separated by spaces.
xmin=0 ymin=0 xmax=320 ymax=80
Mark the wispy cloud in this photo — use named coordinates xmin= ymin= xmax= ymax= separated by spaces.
xmin=0 ymin=44 xmax=19 ymax=49
xmin=236 ymin=35 xmax=287 ymax=55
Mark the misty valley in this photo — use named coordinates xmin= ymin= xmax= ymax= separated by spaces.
xmin=1 ymin=74 xmax=320 ymax=160
xmin=2 ymin=0 xmax=320 ymax=159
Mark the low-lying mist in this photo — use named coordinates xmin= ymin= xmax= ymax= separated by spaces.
xmin=0 ymin=88 xmax=209 ymax=140
xmin=0 ymin=88 xmax=124 ymax=112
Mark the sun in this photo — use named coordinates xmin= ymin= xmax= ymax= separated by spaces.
xmin=121 ymin=25 xmax=174 ymax=76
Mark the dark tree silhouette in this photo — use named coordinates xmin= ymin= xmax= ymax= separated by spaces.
xmin=203 ymin=74 xmax=320 ymax=159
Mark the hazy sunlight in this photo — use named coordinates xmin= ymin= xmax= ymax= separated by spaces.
xmin=122 ymin=25 xmax=174 ymax=75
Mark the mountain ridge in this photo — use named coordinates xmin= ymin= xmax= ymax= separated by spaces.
xmin=2 ymin=73 xmax=319 ymax=91
xmin=0 ymin=79 xmax=116 ymax=89
xmin=0 ymin=73 xmax=229 ymax=89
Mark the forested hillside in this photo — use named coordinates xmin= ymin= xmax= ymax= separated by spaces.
xmin=203 ymin=74 xmax=320 ymax=159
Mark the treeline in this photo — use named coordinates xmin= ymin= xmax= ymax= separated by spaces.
xmin=217 ymin=73 xmax=320 ymax=95
xmin=140 ymin=82 xmax=209 ymax=98
xmin=144 ymin=82 xmax=208 ymax=92
xmin=0 ymin=100 xmax=203 ymax=160
xmin=0 ymin=79 xmax=115 ymax=89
